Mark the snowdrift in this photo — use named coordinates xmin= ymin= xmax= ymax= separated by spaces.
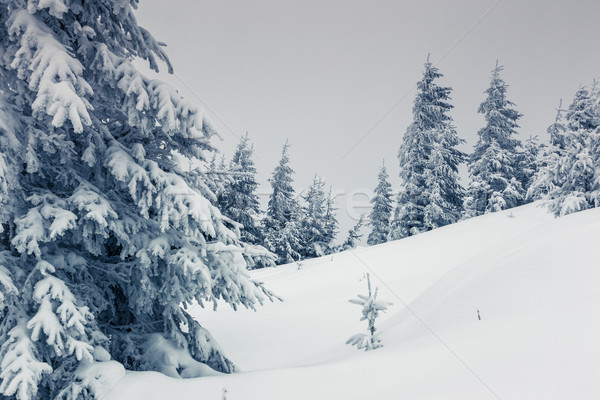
xmin=107 ymin=203 xmax=600 ymax=399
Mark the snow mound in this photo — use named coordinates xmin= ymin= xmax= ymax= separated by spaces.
xmin=107 ymin=203 xmax=600 ymax=399
xmin=141 ymin=334 xmax=222 ymax=379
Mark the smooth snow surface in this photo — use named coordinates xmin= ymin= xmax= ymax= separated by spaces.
xmin=108 ymin=203 xmax=600 ymax=399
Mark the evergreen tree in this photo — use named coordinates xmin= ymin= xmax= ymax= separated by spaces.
xmin=516 ymin=135 xmax=544 ymax=200
xmin=265 ymin=220 xmax=302 ymax=265
xmin=464 ymin=63 xmax=524 ymax=217
xmin=206 ymin=153 xmax=227 ymax=203
xmin=367 ymin=163 xmax=393 ymax=246
xmin=535 ymin=83 xmax=600 ymax=216
xmin=298 ymin=178 xmax=338 ymax=258
xmin=547 ymin=99 xmax=569 ymax=151
xmin=219 ymin=134 xmax=263 ymax=245
xmin=182 ymin=151 xmax=230 ymax=211
xmin=298 ymin=176 xmax=328 ymax=258
xmin=338 ymin=214 xmax=365 ymax=251
xmin=527 ymin=102 xmax=566 ymax=201
xmin=0 ymin=2 xmax=276 ymax=398
xmin=264 ymin=141 xmax=302 ymax=264
xmin=322 ymin=187 xmax=339 ymax=253
xmin=424 ymin=124 xmax=466 ymax=227
xmin=346 ymin=273 xmax=391 ymax=351
xmin=211 ymin=154 xmax=231 ymax=202
xmin=391 ymin=59 xmax=465 ymax=239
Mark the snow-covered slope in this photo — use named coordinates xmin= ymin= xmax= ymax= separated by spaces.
xmin=107 ymin=203 xmax=600 ymax=399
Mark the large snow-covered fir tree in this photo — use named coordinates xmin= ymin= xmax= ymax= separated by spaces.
xmin=464 ymin=63 xmax=524 ymax=217
xmin=390 ymin=59 xmax=465 ymax=239
xmin=367 ymin=163 xmax=393 ymax=246
xmin=530 ymin=83 xmax=600 ymax=216
xmin=264 ymin=141 xmax=302 ymax=264
xmin=0 ymin=2 xmax=276 ymax=399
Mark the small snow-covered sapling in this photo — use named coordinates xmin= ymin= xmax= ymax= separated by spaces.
xmin=346 ymin=273 xmax=392 ymax=351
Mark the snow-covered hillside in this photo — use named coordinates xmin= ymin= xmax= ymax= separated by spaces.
xmin=107 ymin=203 xmax=600 ymax=399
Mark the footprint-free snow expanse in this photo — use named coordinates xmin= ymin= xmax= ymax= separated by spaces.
xmin=107 ymin=203 xmax=600 ymax=399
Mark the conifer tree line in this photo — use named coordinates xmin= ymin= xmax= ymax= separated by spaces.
xmin=366 ymin=59 xmax=600 ymax=246
xmin=213 ymin=58 xmax=600 ymax=260
xmin=213 ymin=138 xmax=343 ymax=266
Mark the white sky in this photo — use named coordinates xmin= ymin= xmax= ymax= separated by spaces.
xmin=134 ymin=0 xmax=600 ymax=238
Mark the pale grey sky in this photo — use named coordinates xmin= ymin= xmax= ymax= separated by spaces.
xmin=135 ymin=0 xmax=600 ymax=237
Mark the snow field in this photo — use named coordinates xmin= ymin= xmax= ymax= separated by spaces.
xmin=108 ymin=203 xmax=600 ymax=399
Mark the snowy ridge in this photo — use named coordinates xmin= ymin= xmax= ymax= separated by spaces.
xmin=108 ymin=203 xmax=599 ymax=399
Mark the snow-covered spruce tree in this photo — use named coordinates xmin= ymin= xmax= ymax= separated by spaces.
xmin=338 ymin=214 xmax=365 ymax=251
xmin=184 ymin=150 xmax=277 ymax=271
xmin=464 ymin=63 xmax=524 ymax=217
xmin=390 ymin=59 xmax=465 ymax=239
xmin=219 ymin=134 xmax=264 ymax=246
xmin=298 ymin=177 xmax=339 ymax=258
xmin=548 ymin=100 xmax=568 ymax=150
xmin=322 ymin=187 xmax=339 ymax=253
xmin=264 ymin=141 xmax=302 ymax=264
xmin=202 ymin=152 xmax=230 ymax=207
xmin=0 ymin=2 xmax=276 ymax=398
xmin=535 ymin=83 xmax=600 ymax=216
xmin=516 ymin=135 xmax=543 ymax=201
xmin=218 ymin=135 xmax=273 ymax=269
xmin=298 ymin=176 xmax=328 ymax=258
xmin=527 ymin=102 xmax=566 ymax=201
xmin=346 ymin=273 xmax=391 ymax=351
xmin=266 ymin=220 xmax=302 ymax=265
xmin=424 ymin=123 xmax=466 ymax=228
xmin=367 ymin=163 xmax=393 ymax=246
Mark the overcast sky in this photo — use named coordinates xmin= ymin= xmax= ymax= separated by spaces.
xmin=134 ymin=0 xmax=600 ymax=238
